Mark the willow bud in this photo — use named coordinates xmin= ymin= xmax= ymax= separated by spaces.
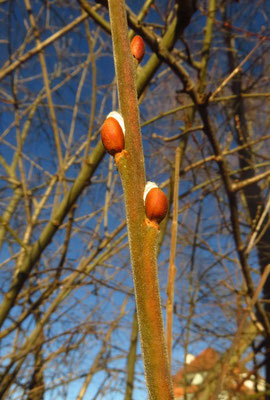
xmin=144 ymin=181 xmax=168 ymax=224
xmin=101 ymin=111 xmax=125 ymax=156
xmin=130 ymin=35 xmax=145 ymax=63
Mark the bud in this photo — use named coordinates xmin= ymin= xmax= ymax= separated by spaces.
xmin=144 ymin=181 xmax=168 ymax=224
xmin=130 ymin=35 xmax=145 ymax=63
xmin=101 ymin=112 xmax=125 ymax=156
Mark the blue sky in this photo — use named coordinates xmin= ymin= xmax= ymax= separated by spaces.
xmin=0 ymin=0 xmax=270 ymax=398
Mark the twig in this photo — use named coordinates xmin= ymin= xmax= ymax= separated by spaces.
xmin=232 ymin=169 xmax=270 ymax=192
xmin=0 ymin=216 xmax=29 ymax=252
xmin=166 ymin=147 xmax=180 ymax=367
xmin=24 ymin=0 xmax=65 ymax=199
xmin=0 ymin=12 xmax=89 ymax=83
xmin=153 ymin=125 xmax=203 ymax=142
xmin=209 ymin=39 xmax=265 ymax=101
xmin=245 ymin=194 xmax=270 ymax=255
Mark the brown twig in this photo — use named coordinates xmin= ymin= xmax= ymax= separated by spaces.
xmin=209 ymin=39 xmax=265 ymax=101
xmin=166 ymin=147 xmax=180 ymax=368
xmin=0 ymin=12 xmax=89 ymax=83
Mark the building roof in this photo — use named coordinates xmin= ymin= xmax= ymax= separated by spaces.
xmin=173 ymin=347 xmax=265 ymax=398
xmin=173 ymin=347 xmax=219 ymax=386
xmin=174 ymin=385 xmax=198 ymax=397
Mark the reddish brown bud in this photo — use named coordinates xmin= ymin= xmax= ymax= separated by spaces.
xmin=130 ymin=35 xmax=145 ymax=63
xmin=101 ymin=112 xmax=125 ymax=156
xmin=144 ymin=182 xmax=168 ymax=224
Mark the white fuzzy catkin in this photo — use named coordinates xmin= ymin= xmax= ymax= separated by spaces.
xmin=143 ymin=181 xmax=158 ymax=202
xmin=107 ymin=111 xmax=125 ymax=136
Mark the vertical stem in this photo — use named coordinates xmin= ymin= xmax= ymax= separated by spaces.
xmin=24 ymin=0 xmax=64 ymax=182
xmin=166 ymin=147 xmax=181 ymax=367
xmin=124 ymin=310 xmax=139 ymax=400
xmin=198 ymin=0 xmax=216 ymax=92
xmin=107 ymin=1 xmax=174 ymax=398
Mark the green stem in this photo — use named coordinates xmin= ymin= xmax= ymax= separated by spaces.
xmin=124 ymin=310 xmax=138 ymax=400
xmin=198 ymin=0 xmax=216 ymax=91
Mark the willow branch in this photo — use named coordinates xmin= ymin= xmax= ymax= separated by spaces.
xmin=108 ymin=0 xmax=173 ymax=398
